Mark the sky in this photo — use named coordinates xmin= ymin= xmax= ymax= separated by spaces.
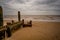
xmin=0 ymin=0 xmax=60 ymax=15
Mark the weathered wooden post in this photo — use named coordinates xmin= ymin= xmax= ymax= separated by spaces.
xmin=22 ymin=19 xmax=24 ymax=27
xmin=0 ymin=6 xmax=5 ymax=39
xmin=18 ymin=11 xmax=21 ymax=22
xmin=0 ymin=6 xmax=3 ymax=26
xmin=22 ymin=19 xmax=24 ymax=24
xmin=30 ymin=20 xmax=32 ymax=26
xmin=6 ymin=22 xmax=12 ymax=37
xmin=12 ymin=20 xmax=14 ymax=24
xmin=6 ymin=25 xmax=12 ymax=37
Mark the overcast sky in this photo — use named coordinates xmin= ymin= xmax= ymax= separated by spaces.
xmin=0 ymin=0 xmax=60 ymax=15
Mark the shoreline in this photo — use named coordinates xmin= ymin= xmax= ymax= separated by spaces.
xmin=6 ymin=21 xmax=60 ymax=40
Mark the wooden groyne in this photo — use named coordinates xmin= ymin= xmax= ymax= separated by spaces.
xmin=0 ymin=6 xmax=32 ymax=40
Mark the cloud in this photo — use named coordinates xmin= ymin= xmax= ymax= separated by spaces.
xmin=32 ymin=0 xmax=58 ymax=7
xmin=5 ymin=0 xmax=60 ymax=11
xmin=33 ymin=0 xmax=60 ymax=10
xmin=15 ymin=0 xmax=26 ymax=4
xmin=0 ymin=0 xmax=60 ymax=15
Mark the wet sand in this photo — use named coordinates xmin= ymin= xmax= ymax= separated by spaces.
xmin=6 ymin=21 xmax=60 ymax=40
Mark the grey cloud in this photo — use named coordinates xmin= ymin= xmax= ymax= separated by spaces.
xmin=26 ymin=0 xmax=30 ymax=2
xmin=44 ymin=0 xmax=57 ymax=4
xmin=49 ymin=0 xmax=60 ymax=8
xmin=3 ymin=7 xmax=17 ymax=15
xmin=34 ymin=0 xmax=57 ymax=5
xmin=0 ymin=0 xmax=12 ymax=6
xmin=15 ymin=0 xmax=31 ymax=4
xmin=15 ymin=0 xmax=25 ymax=4
xmin=0 ymin=0 xmax=60 ymax=15
xmin=48 ymin=0 xmax=60 ymax=11
xmin=32 ymin=0 xmax=60 ymax=11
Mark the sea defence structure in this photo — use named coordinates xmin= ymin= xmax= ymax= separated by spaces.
xmin=0 ymin=6 xmax=3 ymax=26
xmin=0 ymin=6 xmax=5 ymax=40
xmin=0 ymin=6 xmax=32 ymax=40
xmin=18 ymin=11 xmax=21 ymax=22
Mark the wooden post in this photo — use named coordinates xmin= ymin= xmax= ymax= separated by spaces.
xmin=22 ymin=19 xmax=24 ymax=24
xmin=30 ymin=20 xmax=32 ymax=26
xmin=22 ymin=19 xmax=24 ymax=27
xmin=0 ymin=6 xmax=3 ymax=26
xmin=18 ymin=11 xmax=21 ymax=22
xmin=12 ymin=20 xmax=14 ymax=24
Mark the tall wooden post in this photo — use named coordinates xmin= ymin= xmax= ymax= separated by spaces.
xmin=0 ymin=6 xmax=3 ymax=26
xmin=18 ymin=11 xmax=21 ymax=22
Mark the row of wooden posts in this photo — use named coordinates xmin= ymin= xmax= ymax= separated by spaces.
xmin=6 ymin=19 xmax=32 ymax=37
xmin=0 ymin=6 xmax=32 ymax=40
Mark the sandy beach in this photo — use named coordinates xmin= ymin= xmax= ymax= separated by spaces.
xmin=4 ymin=15 xmax=60 ymax=40
xmin=6 ymin=21 xmax=60 ymax=40
xmin=3 ymin=15 xmax=60 ymax=40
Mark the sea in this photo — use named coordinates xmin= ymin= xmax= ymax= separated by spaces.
xmin=3 ymin=15 xmax=60 ymax=22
